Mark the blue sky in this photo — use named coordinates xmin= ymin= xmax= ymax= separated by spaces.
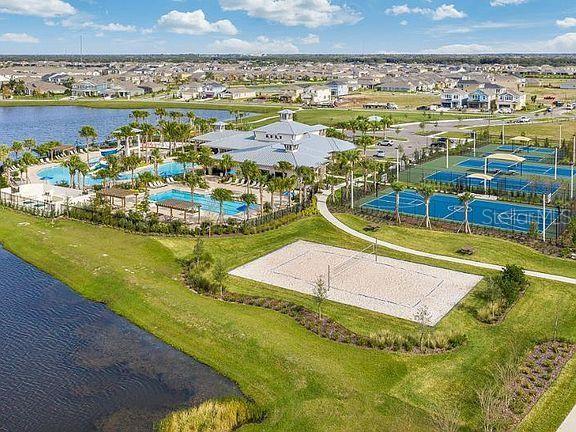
xmin=0 ymin=0 xmax=575 ymax=55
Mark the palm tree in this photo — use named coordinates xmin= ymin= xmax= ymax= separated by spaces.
xmin=18 ymin=151 xmax=38 ymax=183
xmin=76 ymin=160 xmax=90 ymax=191
xmin=211 ymin=187 xmax=233 ymax=224
xmin=137 ymin=171 xmax=155 ymax=191
xmin=416 ymin=183 xmax=436 ymax=229
xmin=113 ymin=125 xmax=135 ymax=154
xmin=240 ymin=193 xmax=257 ymax=220
xmin=356 ymin=135 xmax=373 ymax=156
xmin=459 ymin=192 xmax=474 ymax=234
xmin=239 ymin=159 xmax=258 ymax=193
xmin=266 ymin=177 xmax=279 ymax=210
xmin=390 ymin=181 xmax=406 ymax=224
xmin=60 ymin=159 xmax=76 ymax=188
xmin=130 ymin=110 xmax=149 ymax=124
xmin=23 ymin=138 xmax=36 ymax=152
xmin=150 ymin=148 xmax=163 ymax=177
xmin=139 ymin=123 xmax=156 ymax=161
xmin=94 ymin=168 xmax=110 ymax=189
xmin=185 ymin=171 xmax=207 ymax=206
xmin=154 ymin=107 xmax=167 ymax=123
xmin=284 ymin=176 xmax=297 ymax=207
xmin=0 ymin=145 xmax=11 ymax=184
xmin=219 ymin=154 xmax=235 ymax=177
xmin=295 ymin=166 xmax=314 ymax=205
xmin=11 ymin=141 xmax=23 ymax=160
xmin=380 ymin=115 xmax=393 ymax=139
xmin=276 ymin=161 xmax=293 ymax=177
xmin=325 ymin=175 xmax=339 ymax=203
xmin=337 ymin=149 xmax=361 ymax=208
xmin=198 ymin=146 xmax=214 ymax=175
xmin=122 ymin=154 xmax=142 ymax=188
xmin=255 ymin=172 xmax=268 ymax=216
xmin=79 ymin=125 xmax=98 ymax=163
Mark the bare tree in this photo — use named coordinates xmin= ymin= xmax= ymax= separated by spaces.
xmin=312 ymin=275 xmax=330 ymax=320
xmin=414 ymin=305 xmax=432 ymax=351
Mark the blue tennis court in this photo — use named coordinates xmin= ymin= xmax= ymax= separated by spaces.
xmin=361 ymin=190 xmax=559 ymax=233
xmin=497 ymin=145 xmax=557 ymax=155
xmin=425 ymin=170 xmax=561 ymax=195
xmin=458 ymin=158 xmax=574 ymax=178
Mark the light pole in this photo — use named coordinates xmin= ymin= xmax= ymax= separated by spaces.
xmin=446 ymin=139 xmax=449 ymax=169
xmin=571 ymin=135 xmax=575 ymax=200
xmin=395 ymin=146 xmax=400 ymax=180
xmin=472 ymin=130 xmax=477 ymax=158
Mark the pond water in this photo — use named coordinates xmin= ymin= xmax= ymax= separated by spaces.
xmin=0 ymin=247 xmax=241 ymax=432
xmin=0 ymin=106 xmax=245 ymax=145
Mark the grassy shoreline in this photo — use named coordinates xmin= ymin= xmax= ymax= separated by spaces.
xmin=0 ymin=208 xmax=575 ymax=431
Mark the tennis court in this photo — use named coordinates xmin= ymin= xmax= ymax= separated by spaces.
xmin=497 ymin=145 xmax=557 ymax=155
xmin=458 ymin=158 xmax=574 ymax=178
xmin=425 ymin=170 xmax=561 ymax=195
xmin=362 ymin=190 xmax=559 ymax=233
xmin=230 ymin=240 xmax=482 ymax=324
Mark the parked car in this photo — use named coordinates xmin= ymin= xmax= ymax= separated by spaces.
xmin=498 ymin=107 xmax=513 ymax=114
xmin=374 ymin=150 xmax=387 ymax=158
xmin=377 ymin=139 xmax=394 ymax=147
xmin=515 ymin=116 xmax=531 ymax=123
xmin=387 ymin=103 xmax=399 ymax=110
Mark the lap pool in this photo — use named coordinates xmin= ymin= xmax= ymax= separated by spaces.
xmin=150 ymin=189 xmax=255 ymax=216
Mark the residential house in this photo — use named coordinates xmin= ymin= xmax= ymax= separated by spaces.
xmin=441 ymin=89 xmax=469 ymax=109
xmin=72 ymin=79 xmax=108 ymax=97
xmin=178 ymin=83 xmax=204 ymax=100
xmin=24 ymin=80 xmax=67 ymax=96
xmin=302 ymin=86 xmax=332 ymax=106
xmin=221 ymin=87 xmax=257 ymax=100
xmin=497 ymin=90 xmax=527 ymax=111
xmin=202 ymin=81 xmax=227 ymax=98
xmin=467 ymin=88 xmax=497 ymax=110
xmin=376 ymin=79 xmax=416 ymax=92
xmin=327 ymin=80 xmax=349 ymax=98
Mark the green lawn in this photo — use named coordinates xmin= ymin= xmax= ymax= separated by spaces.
xmin=476 ymin=120 xmax=575 ymax=142
xmin=335 ymin=213 xmax=576 ymax=278
xmin=0 ymin=208 xmax=575 ymax=431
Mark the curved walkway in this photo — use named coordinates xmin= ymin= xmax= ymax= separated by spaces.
xmin=316 ymin=192 xmax=576 ymax=285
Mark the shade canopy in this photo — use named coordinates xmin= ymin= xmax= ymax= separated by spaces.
xmin=485 ymin=153 xmax=526 ymax=163
xmin=510 ymin=136 xmax=532 ymax=143
xmin=467 ymin=173 xmax=494 ymax=181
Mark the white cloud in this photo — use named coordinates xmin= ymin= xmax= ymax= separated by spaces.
xmin=424 ymin=43 xmax=491 ymax=54
xmin=219 ymin=0 xmax=362 ymax=28
xmin=60 ymin=15 xmax=137 ymax=32
xmin=0 ymin=0 xmax=75 ymax=17
xmin=557 ymin=17 xmax=576 ymax=28
xmin=158 ymin=10 xmax=238 ymax=35
xmin=385 ymin=3 xmax=466 ymax=21
xmin=0 ymin=32 xmax=39 ymax=43
xmin=300 ymin=33 xmax=320 ymax=44
xmin=544 ymin=32 xmax=576 ymax=52
xmin=432 ymin=4 xmax=466 ymax=20
xmin=400 ymin=20 xmax=408 ymax=26
xmin=211 ymin=36 xmax=299 ymax=54
xmin=490 ymin=0 xmax=527 ymax=6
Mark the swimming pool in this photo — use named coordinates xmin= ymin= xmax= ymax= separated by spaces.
xmin=150 ymin=189 xmax=255 ymax=216
xmin=361 ymin=189 xmax=559 ymax=233
xmin=38 ymin=161 xmax=189 ymax=186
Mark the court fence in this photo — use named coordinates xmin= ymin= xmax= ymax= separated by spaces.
xmin=333 ymin=185 xmax=575 ymax=243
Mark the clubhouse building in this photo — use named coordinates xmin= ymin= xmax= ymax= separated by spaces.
xmin=194 ymin=110 xmax=355 ymax=176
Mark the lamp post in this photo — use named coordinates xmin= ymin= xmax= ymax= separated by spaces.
xmin=472 ymin=130 xmax=477 ymax=158
xmin=571 ymin=135 xmax=575 ymax=200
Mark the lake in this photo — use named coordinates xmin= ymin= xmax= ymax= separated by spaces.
xmin=0 ymin=106 xmax=244 ymax=145
xmin=0 ymin=247 xmax=241 ymax=432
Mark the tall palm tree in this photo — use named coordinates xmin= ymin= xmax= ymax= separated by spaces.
xmin=198 ymin=146 xmax=214 ymax=175
xmin=380 ymin=115 xmax=393 ymax=139
xmin=94 ymin=168 xmax=110 ymax=189
xmin=239 ymin=159 xmax=258 ymax=193
xmin=0 ymin=145 xmax=11 ymax=185
xmin=276 ymin=161 xmax=293 ymax=178
xmin=211 ymin=187 xmax=233 ymax=224
xmin=76 ymin=160 xmax=90 ymax=191
xmin=122 ymin=154 xmax=142 ymax=188
xmin=219 ymin=154 xmax=235 ymax=177
xmin=79 ymin=125 xmax=98 ymax=163
xmin=137 ymin=171 xmax=155 ymax=191
xmin=139 ymin=123 xmax=156 ymax=161
xmin=390 ymin=181 xmax=406 ymax=224
xmin=337 ymin=149 xmax=361 ymax=208
xmin=11 ymin=141 xmax=23 ymax=160
xmin=150 ymin=148 xmax=163 ymax=177
xmin=324 ymin=175 xmax=339 ymax=203
xmin=266 ymin=177 xmax=279 ymax=210
xmin=356 ymin=135 xmax=373 ymax=156
xmin=60 ymin=159 xmax=75 ymax=188
xmin=239 ymin=193 xmax=257 ymax=220
xmin=154 ymin=107 xmax=167 ymax=123
xmin=185 ymin=171 xmax=207 ymax=206
xmin=18 ymin=151 xmax=38 ymax=183
xmin=255 ymin=172 xmax=268 ymax=216
xmin=459 ymin=192 xmax=474 ymax=234
xmin=416 ymin=183 xmax=436 ymax=229
xmin=130 ymin=110 xmax=149 ymax=124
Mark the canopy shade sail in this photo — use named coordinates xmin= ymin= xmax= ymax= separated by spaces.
xmin=485 ymin=153 xmax=526 ymax=163
xmin=510 ymin=136 xmax=532 ymax=143
xmin=467 ymin=173 xmax=494 ymax=181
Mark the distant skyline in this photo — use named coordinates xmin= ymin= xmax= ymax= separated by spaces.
xmin=0 ymin=0 xmax=575 ymax=55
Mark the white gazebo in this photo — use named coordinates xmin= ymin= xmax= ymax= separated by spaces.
xmin=484 ymin=153 xmax=526 ymax=175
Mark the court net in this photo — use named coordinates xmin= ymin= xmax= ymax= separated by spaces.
xmin=330 ymin=243 xmax=376 ymax=280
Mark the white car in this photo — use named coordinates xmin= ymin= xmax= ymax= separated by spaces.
xmin=377 ymin=139 xmax=394 ymax=147
xmin=374 ymin=150 xmax=387 ymax=158
xmin=515 ymin=116 xmax=531 ymax=123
